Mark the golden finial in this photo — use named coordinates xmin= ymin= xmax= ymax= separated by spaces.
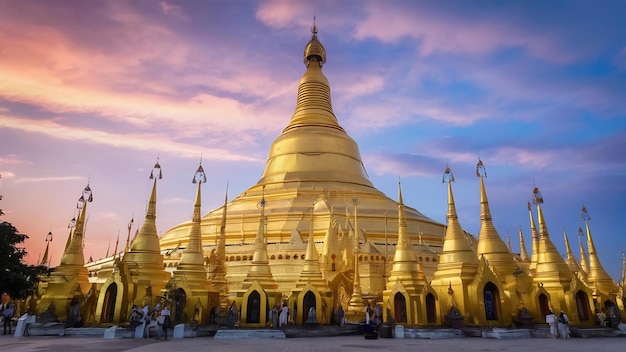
xmin=475 ymin=158 xmax=487 ymax=177
xmin=581 ymin=204 xmax=590 ymax=222
xmin=311 ymin=15 xmax=318 ymax=38
xmin=150 ymin=156 xmax=162 ymax=180
xmin=442 ymin=164 xmax=455 ymax=183
xmin=532 ymin=187 xmax=543 ymax=204
xmin=192 ymin=157 xmax=207 ymax=184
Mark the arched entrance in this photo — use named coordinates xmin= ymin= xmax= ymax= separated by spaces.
xmin=575 ymin=291 xmax=590 ymax=321
xmin=426 ymin=293 xmax=436 ymax=324
xmin=246 ymin=290 xmax=261 ymax=324
xmin=303 ymin=291 xmax=316 ymax=324
xmin=394 ymin=292 xmax=407 ymax=323
xmin=484 ymin=282 xmax=500 ymax=321
xmin=539 ymin=293 xmax=549 ymax=322
xmin=173 ymin=288 xmax=187 ymax=323
xmin=101 ymin=283 xmax=117 ymax=323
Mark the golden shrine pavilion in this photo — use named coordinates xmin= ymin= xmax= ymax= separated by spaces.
xmin=36 ymin=22 xmax=626 ymax=330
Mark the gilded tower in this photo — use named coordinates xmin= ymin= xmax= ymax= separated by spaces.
xmin=157 ymin=20 xmax=446 ymax=321
xmin=38 ymin=183 xmax=93 ymax=321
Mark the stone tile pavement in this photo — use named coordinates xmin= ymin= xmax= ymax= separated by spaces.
xmin=1 ymin=334 xmax=624 ymax=352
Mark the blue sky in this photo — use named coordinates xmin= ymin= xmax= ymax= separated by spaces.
xmin=0 ymin=0 xmax=625 ymax=280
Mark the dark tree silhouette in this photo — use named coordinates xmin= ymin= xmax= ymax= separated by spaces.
xmin=0 ymin=218 xmax=48 ymax=299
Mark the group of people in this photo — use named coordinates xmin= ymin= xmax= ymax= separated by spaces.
xmin=545 ymin=309 xmax=570 ymax=339
xmin=130 ymin=303 xmax=170 ymax=340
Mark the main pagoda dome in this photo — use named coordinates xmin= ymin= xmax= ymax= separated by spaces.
xmin=159 ymin=22 xmax=445 ymax=295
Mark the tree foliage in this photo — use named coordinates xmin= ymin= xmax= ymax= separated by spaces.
xmin=0 ymin=219 xmax=48 ymax=299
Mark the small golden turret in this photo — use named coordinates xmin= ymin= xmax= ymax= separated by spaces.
xmin=518 ymin=227 xmax=530 ymax=262
xmin=295 ymin=203 xmax=329 ymax=292
xmin=122 ymin=159 xmax=170 ymax=303
xmin=37 ymin=183 xmax=93 ymax=319
xmin=476 ymin=159 xmax=517 ymax=275
xmin=582 ymin=206 xmax=617 ymax=295
xmin=528 ymin=202 xmax=539 ymax=275
xmin=533 ymin=188 xmax=571 ymax=284
xmin=242 ymin=187 xmax=277 ymax=289
xmin=578 ymin=227 xmax=589 ymax=274
xmin=212 ymin=186 xmax=229 ymax=308
xmin=436 ymin=166 xmax=478 ymax=270
xmin=563 ymin=228 xmax=582 ymax=273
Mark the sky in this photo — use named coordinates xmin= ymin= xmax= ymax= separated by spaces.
xmin=1 ymin=0 xmax=625 ymax=281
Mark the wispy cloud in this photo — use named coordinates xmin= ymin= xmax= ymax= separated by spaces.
xmin=0 ymin=114 xmax=262 ymax=162
xmin=12 ymin=176 xmax=85 ymax=184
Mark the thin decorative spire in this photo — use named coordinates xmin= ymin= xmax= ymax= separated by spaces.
xmin=577 ymin=227 xmax=589 ymax=273
xmin=581 ymin=206 xmax=616 ymax=292
xmin=40 ymin=231 xmax=53 ymax=266
xmin=476 ymin=159 xmax=517 ymax=275
xmin=179 ymin=160 xmax=205 ymax=263
xmin=563 ymin=227 xmax=581 ymax=273
xmin=242 ymin=185 xmax=277 ymax=289
xmin=528 ymin=201 xmax=539 ymax=274
xmin=518 ymin=227 xmax=529 ymax=262
xmin=60 ymin=182 xmax=92 ymax=266
xmin=532 ymin=187 xmax=570 ymax=280
xmin=125 ymin=216 xmax=134 ymax=253
xmin=436 ymin=165 xmax=477 ymax=268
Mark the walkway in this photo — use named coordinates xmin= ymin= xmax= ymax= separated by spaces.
xmin=1 ymin=334 xmax=624 ymax=352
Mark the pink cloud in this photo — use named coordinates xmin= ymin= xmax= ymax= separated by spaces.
xmin=353 ymin=2 xmax=572 ymax=62
xmin=160 ymin=1 xmax=190 ymax=21
xmin=0 ymin=114 xmax=262 ymax=162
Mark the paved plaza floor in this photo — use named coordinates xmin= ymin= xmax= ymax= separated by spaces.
xmin=1 ymin=334 xmax=625 ymax=352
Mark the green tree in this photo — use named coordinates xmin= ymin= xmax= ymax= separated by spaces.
xmin=0 ymin=218 xmax=47 ymax=299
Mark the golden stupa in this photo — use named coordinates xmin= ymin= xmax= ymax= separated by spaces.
xmin=34 ymin=21 xmax=626 ymax=330
xmin=158 ymin=20 xmax=447 ymax=310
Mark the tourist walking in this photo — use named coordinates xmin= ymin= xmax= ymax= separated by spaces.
xmin=545 ymin=309 xmax=558 ymax=338
xmin=557 ymin=310 xmax=570 ymax=339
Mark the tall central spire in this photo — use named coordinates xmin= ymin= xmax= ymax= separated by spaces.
xmin=257 ymin=21 xmax=372 ymax=187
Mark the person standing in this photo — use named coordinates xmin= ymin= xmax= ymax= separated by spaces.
xmin=557 ymin=310 xmax=570 ymax=339
xmin=279 ymin=303 xmax=289 ymax=328
xmin=545 ymin=309 xmax=558 ymax=338
xmin=2 ymin=301 xmax=15 ymax=335
xmin=159 ymin=306 xmax=171 ymax=341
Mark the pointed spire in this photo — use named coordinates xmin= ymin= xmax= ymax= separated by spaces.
xmin=582 ymin=206 xmax=616 ymax=294
xmin=347 ymin=194 xmax=364 ymax=314
xmin=242 ymin=186 xmax=277 ymax=289
xmin=507 ymin=232 xmax=512 ymax=253
xmin=113 ymin=232 xmax=120 ymax=257
xmin=129 ymin=159 xmax=161 ymax=253
xmin=563 ymin=227 xmax=582 ymax=273
xmin=65 ymin=215 xmax=76 ymax=251
xmin=213 ymin=183 xmax=229 ymax=308
xmin=578 ymin=227 xmax=589 ymax=274
xmin=60 ymin=182 xmax=92 ymax=266
xmin=40 ymin=231 xmax=52 ymax=266
xmin=518 ymin=227 xmax=529 ymax=262
xmin=387 ymin=180 xmax=424 ymax=286
xmin=296 ymin=199 xmax=328 ymax=293
xmin=528 ymin=201 xmax=539 ymax=274
xmin=532 ymin=187 xmax=570 ymax=280
xmin=476 ymin=159 xmax=517 ymax=275
xmin=179 ymin=161 xmax=206 ymax=265
xmin=437 ymin=166 xmax=477 ymax=267
xmin=125 ymin=216 xmax=134 ymax=253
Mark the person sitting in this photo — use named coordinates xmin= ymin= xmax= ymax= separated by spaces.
xmin=597 ymin=311 xmax=608 ymax=327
